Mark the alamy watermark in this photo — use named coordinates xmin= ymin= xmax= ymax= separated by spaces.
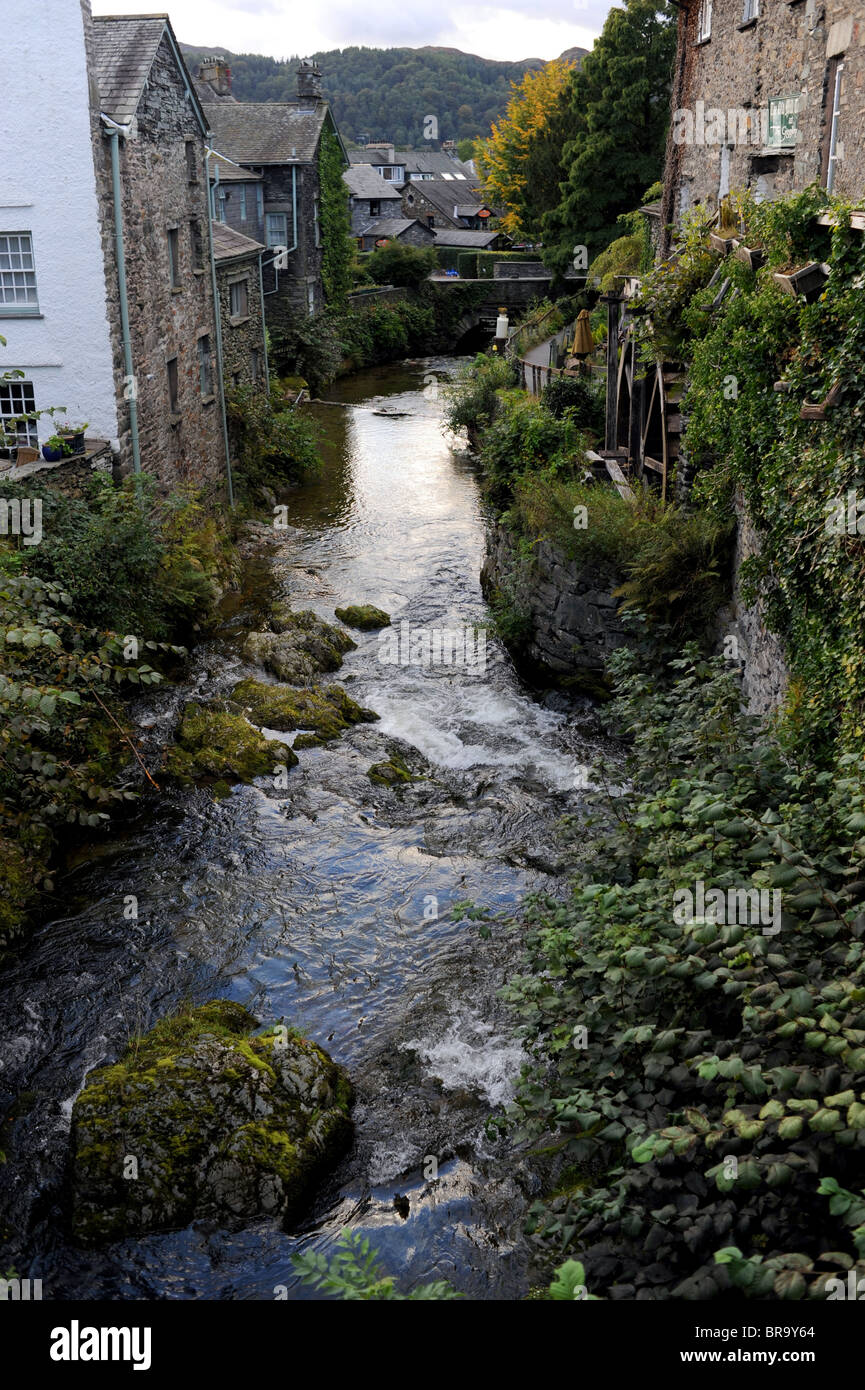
xmin=673 ymin=880 xmax=781 ymax=936
xmin=0 ymin=496 xmax=42 ymax=546
xmin=378 ymin=619 xmax=487 ymax=674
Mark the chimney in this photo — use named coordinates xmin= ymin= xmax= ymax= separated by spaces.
xmin=296 ymin=60 xmax=322 ymax=102
xmin=197 ymin=57 xmax=232 ymax=98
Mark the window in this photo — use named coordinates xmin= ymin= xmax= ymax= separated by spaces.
xmin=167 ymin=357 xmax=180 ymax=415
xmin=306 ymin=283 xmax=315 ymax=316
xmin=0 ymin=379 xmax=36 ymax=455
xmin=217 ymin=188 xmax=227 ymax=223
xmin=189 ymin=218 xmax=205 ymax=272
xmin=825 ymin=59 xmax=845 ymax=193
xmin=256 ymin=184 xmax=264 ymax=225
xmin=767 ymin=93 xmax=800 ymax=148
xmin=0 ymin=233 xmax=39 ymax=314
xmin=369 ymin=198 xmax=381 ymax=217
xmin=186 ymin=140 xmax=198 ymax=183
xmin=229 ymin=278 xmax=249 ymax=320
xmin=697 ymin=0 xmax=712 ymax=41
xmin=198 ymin=336 xmax=214 ymax=398
xmin=167 ymin=227 xmax=181 ymax=289
xmin=250 ymin=348 xmax=261 ymax=384
xmin=265 ymin=213 xmax=288 ymax=248
xmin=741 ymin=0 xmax=759 ymax=21
xmin=313 ymin=193 xmax=320 ymax=247
xmin=239 ymin=185 xmax=248 ymax=221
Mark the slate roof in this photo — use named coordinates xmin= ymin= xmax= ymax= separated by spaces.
xmin=357 ymin=218 xmax=433 ymax=239
xmin=432 ymin=228 xmax=505 ymax=248
xmin=343 ymin=165 xmax=403 ymax=199
xmin=404 ymin=151 xmax=474 ymax=180
xmin=205 ymin=102 xmax=337 ymax=165
xmin=403 ymin=180 xmax=486 ymax=220
xmin=208 ymin=150 xmax=262 ymax=182
xmin=91 ymin=15 xmax=206 ymax=131
xmin=211 ymin=221 xmax=265 ymax=261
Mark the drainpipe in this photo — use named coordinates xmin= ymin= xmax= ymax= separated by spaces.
xmin=102 ymin=116 xmax=141 ymax=476
xmin=205 ymin=148 xmax=235 ymax=508
xmin=262 ymin=165 xmax=298 ymax=295
xmin=258 ymin=251 xmax=271 ymax=391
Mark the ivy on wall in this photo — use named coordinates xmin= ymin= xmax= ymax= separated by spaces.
xmin=318 ymin=125 xmax=353 ymax=308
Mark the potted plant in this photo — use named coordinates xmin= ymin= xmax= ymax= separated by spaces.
xmin=709 ymin=199 xmax=740 ymax=256
xmin=772 ymin=263 xmax=830 ymax=301
xmin=733 ymin=242 xmax=766 ymax=271
xmin=42 ymin=434 xmax=69 ymax=462
xmin=58 ymin=421 xmax=89 ymax=456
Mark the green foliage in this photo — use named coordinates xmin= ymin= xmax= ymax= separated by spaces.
xmin=365 ymin=241 xmax=437 ymax=288
xmin=443 ymin=351 xmax=516 ymax=435
xmin=181 ymin=44 xmax=553 ymax=147
xmin=540 ymin=0 xmax=677 ymax=274
xmin=715 ymin=1180 xmax=865 ymax=1298
xmin=479 ymin=391 xmax=587 ymax=503
xmin=631 ymin=209 xmax=717 ymax=362
xmin=318 ymin=127 xmax=353 ymax=307
xmin=333 ymin=298 xmax=435 ymax=367
xmin=588 ymin=234 xmax=643 ymax=293
xmin=660 ymin=186 xmax=865 ymax=751
xmin=502 ymin=644 xmax=865 ymax=1299
xmin=226 ymin=384 xmax=321 ymax=499
xmin=541 ymin=373 xmax=604 ymax=431
xmin=292 ymin=1230 xmax=463 ymax=1300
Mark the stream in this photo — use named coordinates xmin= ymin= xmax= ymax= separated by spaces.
xmin=0 ymin=357 xmax=603 ymax=1300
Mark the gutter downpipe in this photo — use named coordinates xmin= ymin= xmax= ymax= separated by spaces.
xmin=258 ymin=251 xmax=271 ymax=390
xmin=205 ymin=148 xmax=235 ymax=508
xmin=103 ymin=116 xmax=141 ymax=477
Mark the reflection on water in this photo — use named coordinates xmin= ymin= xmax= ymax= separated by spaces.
xmin=0 ymin=357 xmax=603 ymax=1300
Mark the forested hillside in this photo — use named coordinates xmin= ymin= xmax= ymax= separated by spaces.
xmin=181 ymin=43 xmax=586 ymax=147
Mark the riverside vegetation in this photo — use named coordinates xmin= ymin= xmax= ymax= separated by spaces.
xmin=439 ymin=186 xmax=865 ymax=1300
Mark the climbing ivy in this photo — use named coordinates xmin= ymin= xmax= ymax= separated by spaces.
xmin=318 ymin=126 xmax=353 ymax=307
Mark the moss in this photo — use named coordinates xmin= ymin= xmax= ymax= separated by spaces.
xmin=367 ymin=755 xmax=412 ymax=786
xmin=244 ymin=607 xmax=357 ymax=683
xmin=0 ymin=836 xmax=40 ymax=947
xmin=293 ymin=733 xmax=322 ymax=749
xmin=163 ymin=703 xmax=297 ymax=784
xmin=334 ymin=604 xmax=391 ymax=631
xmin=70 ymin=1000 xmax=353 ymax=1245
xmin=230 ymin=678 xmax=378 ymax=741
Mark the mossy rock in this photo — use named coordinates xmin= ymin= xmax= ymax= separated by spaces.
xmin=244 ymin=607 xmax=356 ymax=685
xmin=69 ymin=1001 xmax=353 ymax=1245
xmin=164 ymin=703 xmax=297 ymax=784
xmin=292 ymin=733 xmax=322 ymax=749
xmin=230 ymin=678 xmax=378 ymax=742
xmin=334 ymin=604 xmax=391 ymax=631
xmin=0 ymin=835 xmax=41 ymax=948
xmin=367 ymin=755 xmax=412 ymax=787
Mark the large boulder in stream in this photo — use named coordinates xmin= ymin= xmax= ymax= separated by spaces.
xmin=243 ymin=606 xmax=356 ymax=684
xmin=163 ymin=703 xmax=297 ymax=785
xmin=230 ymin=678 xmax=378 ymax=742
xmin=69 ymin=1001 xmax=353 ymax=1246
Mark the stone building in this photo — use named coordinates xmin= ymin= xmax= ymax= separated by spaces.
xmin=0 ymin=3 xmax=231 ymax=495
xmin=212 ymin=223 xmax=269 ymax=393
xmin=344 ymin=164 xmax=404 ymax=235
xmin=355 ymin=219 xmax=435 ymax=251
xmin=400 ymin=180 xmax=494 ymax=231
xmin=90 ymin=13 xmax=230 ymax=491
xmin=662 ymin=0 xmax=865 ymax=244
xmin=201 ymin=62 xmax=349 ymax=323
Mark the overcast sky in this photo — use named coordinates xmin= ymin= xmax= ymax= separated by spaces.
xmin=93 ymin=0 xmax=614 ymax=62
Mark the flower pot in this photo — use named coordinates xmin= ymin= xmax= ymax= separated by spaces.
xmin=709 ymin=232 xmax=736 ymax=256
xmin=733 ymin=244 xmax=765 ymax=271
xmin=772 ymin=262 xmax=830 ymax=301
xmin=42 ymin=443 xmax=64 ymax=462
xmin=60 ymin=430 xmax=85 ymax=456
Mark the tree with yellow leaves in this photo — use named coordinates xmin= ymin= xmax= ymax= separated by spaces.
xmin=477 ymin=59 xmax=576 ymax=238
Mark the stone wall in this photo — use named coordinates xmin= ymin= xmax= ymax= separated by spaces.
xmin=715 ymin=491 xmax=789 ymax=718
xmin=92 ymin=33 xmax=228 ymax=493
xmin=493 ymin=260 xmax=547 ymax=279
xmin=217 ymin=253 xmax=267 ymax=391
xmin=663 ymin=0 xmax=865 ymax=234
xmin=481 ymin=520 xmax=630 ymax=690
xmin=260 ymin=163 xmax=323 ymax=324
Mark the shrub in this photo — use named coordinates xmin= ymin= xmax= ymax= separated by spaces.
xmin=541 ymin=373 xmax=605 ymax=432
xmin=442 ymin=352 xmax=516 ymax=435
xmin=226 ymin=384 xmax=321 ymax=500
xmin=365 ymin=241 xmax=438 ymax=288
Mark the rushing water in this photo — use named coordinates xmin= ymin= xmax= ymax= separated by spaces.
xmin=0 ymin=358 xmax=603 ymax=1300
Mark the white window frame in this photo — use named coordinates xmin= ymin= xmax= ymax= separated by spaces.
xmin=697 ymin=0 xmax=712 ymax=42
xmin=239 ymin=185 xmax=247 ymax=221
xmin=198 ymin=334 xmax=214 ymax=399
xmin=0 ymin=378 xmax=37 ymax=453
xmin=0 ymin=233 xmax=39 ymax=315
xmin=741 ymin=0 xmax=759 ymax=22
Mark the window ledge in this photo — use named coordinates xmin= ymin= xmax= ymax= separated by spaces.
xmin=201 ymin=394 xmax=217 ymax=406
xmin=737 ymin=17 xmax=758 ymax=30
xmin=170 ymin=286 xmax=183 ymax=296
xmin=229 ymin=314 xmax=252 ymax=327
xmin=695 ymin=36 xmax=712 ymax=46
xmin=169 ymin=412 xmax=183 ymax=427
xmin=193 ymin=268 xmax=207 ymax=277
xmin=758 ymin=146 xmax=796 ymax=157
xmin=0 ymin=310 xmax=43 ymax=319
